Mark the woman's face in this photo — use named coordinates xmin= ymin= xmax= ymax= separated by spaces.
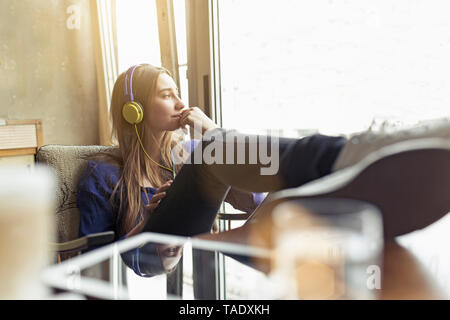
xmin=146 ymin=73 xmax=186 ymax=132
xmin=158 ymin=244 xmax=183 ymax=271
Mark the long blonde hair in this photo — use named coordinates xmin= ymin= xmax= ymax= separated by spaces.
xmin=106 ymin=64 xmax=184 ymax=236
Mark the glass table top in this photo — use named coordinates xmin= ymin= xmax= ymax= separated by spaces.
xmin=41 ymin=232 xmax=277 ymax=300
xmin=41 ymin=213 xmax=450 ymax=300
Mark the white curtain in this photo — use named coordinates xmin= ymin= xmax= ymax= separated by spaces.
xmin=90 ymin=0 xmax=118 ymax=145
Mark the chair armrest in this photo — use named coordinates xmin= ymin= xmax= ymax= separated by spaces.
xmin=217 ymin=213 xmax=250 ymax=221
xmin=50 ymin=231 xmax=115 ymax=254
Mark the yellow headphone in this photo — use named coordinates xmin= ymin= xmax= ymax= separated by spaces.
xmin=122 ymin=65 xmax=176 ymax=178
xmin=122 ymin=101 xmax=144 ymax=125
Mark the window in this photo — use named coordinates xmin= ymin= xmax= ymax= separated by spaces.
xmin=217 ymin=0 xmax=450 ymax=137
xmin=173 ymin=0 xmax=189 ymax=103
xmin=115 ymin=0 xmax=189 ymax=102
xmin=115 ymin=0 xmax=162 ymax=71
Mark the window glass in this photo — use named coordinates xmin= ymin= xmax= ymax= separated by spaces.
xmin=218 ymin=0 xmax=450 ymax=136
xmin=116 ymin=0 xmax=161 ymax=72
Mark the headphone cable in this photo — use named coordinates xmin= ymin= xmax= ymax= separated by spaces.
xmin=134 ymin=124 xmax=176 ymax=178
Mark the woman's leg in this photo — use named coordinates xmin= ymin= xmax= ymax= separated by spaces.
xmin=143 ymin=129 xmax=346 ymax=236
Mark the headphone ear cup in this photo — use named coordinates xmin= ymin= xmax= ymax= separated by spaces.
xmin=122 ymin=101 xmax=144 ymax=124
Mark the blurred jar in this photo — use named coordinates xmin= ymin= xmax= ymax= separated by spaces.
xmin=0 ymin=166 xmax=55 ymax=299
xmin=270 ymin=198 xmax=383 ymax=300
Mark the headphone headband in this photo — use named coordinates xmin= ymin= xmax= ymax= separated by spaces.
xmin=124 ymin=64 xmax=141 ymax=101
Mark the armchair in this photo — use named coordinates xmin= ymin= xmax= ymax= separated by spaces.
xmin=36 ymin=145 xmax=116 ymax=262
xmin=36 ymin=144 xmax=257 ymax=298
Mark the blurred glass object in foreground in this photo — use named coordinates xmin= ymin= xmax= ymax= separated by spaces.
xmin=0 ymin=165 xmax=56 ymax=299
xmin=270 ymin=198 xmax=383 ymax=299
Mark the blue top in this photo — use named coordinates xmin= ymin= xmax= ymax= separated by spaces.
xmin=77 ymin=139 xmax=266 ymax=241
xmin=77 ymin=140 xmax=266 ymax=277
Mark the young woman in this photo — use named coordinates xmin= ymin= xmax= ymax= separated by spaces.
xmin=77 ymin=63 xmax=347 ymax=240
xmin=77 ymin=64 xmax=271 ymax=242
xmin=77 ymin=64 xmax=450 ymax=276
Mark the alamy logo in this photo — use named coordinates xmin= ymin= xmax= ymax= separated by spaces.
xmin=66 ymin=5 xmax=81 ymax=30
xmin=171 ymin=125 xmax=280 ymax=175
xmin=366 ymin=265 xmax=381 ymax=290
xmin=66 ymin=264 xmax=81 ymax=290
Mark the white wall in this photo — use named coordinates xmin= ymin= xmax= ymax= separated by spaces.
xmin=0 ymin=0 xmax=99 ymax=145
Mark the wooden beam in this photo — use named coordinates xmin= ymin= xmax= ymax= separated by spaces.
xmin=35 ymin=120 xmax=44 ymax=149
xmin=156 ymin=0 xmax=180 ymax=90
xmin=0 ymin=148 xmax=36 ymax=157
xmin=185 ymin=0 xmax=215 ymax=118
xmin=5 ymin=119 xmax=40 ymax=125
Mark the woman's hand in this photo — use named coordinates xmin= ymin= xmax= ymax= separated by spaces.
xmin=125 ymin=180 xmax=172 ymax=239
xmin=179 ymin=107 xmax=219 ymax=135
xmin=143 ymin=180 xmax=173 ymax=221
